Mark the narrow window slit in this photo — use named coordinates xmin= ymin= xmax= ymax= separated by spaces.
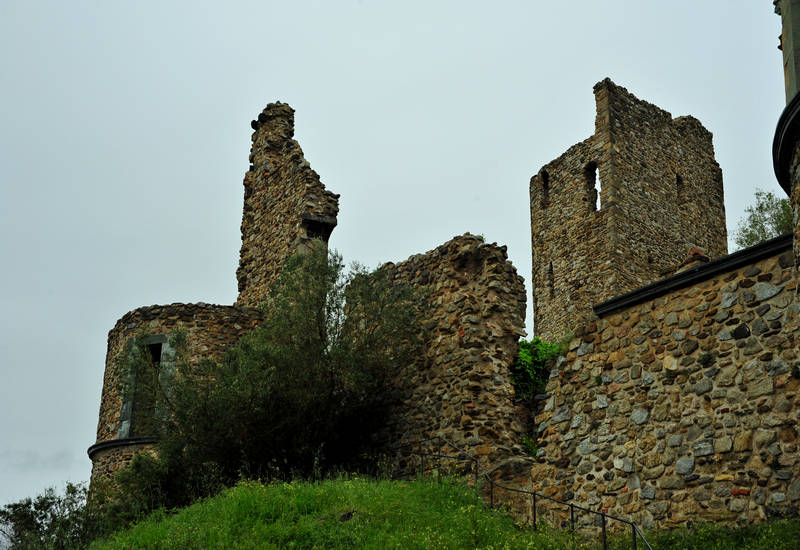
xmin=584 ymin=162 xmax=600 ymax=211
xmin=540 ymin=169 xmax=550 ymax=209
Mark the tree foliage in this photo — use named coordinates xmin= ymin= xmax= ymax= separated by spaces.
xmin=122 ymin=246 xmax=422 ymax=509
xmin=733 ymin=189 xmax=793 ymax=249
xmin=0 ymin=483 xmax=99 ymax=550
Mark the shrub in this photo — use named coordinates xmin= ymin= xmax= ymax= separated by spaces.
xmin=119 ymin=246 xmax=422 ymax=509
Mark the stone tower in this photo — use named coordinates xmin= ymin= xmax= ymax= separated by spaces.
xmin=236 ymin=102 xmax=340 ymax=307
xmin=530 ymin=79 xmax=727 ymax=341
xmin=89 ymin=102 xmax=339 ymax=484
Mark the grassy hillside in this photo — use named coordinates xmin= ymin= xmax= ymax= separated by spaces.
xmin=89 ymin=477 xmax=581 ymax=549
xmin=89 ymin=477 xmax=800 ymax=550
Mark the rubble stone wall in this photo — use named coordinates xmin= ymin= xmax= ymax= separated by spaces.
xmin=90 ymin=303 xmax=263 ymax=483
xmin=236 ymin=102 xmax=340 ymax=308
xmin=380 ymin=234 xmax=528 ymax=469
xmin=531 ymin=80 xmax=727 ymax=341
xmin=531 ymin=246 xmax=800 ymax=529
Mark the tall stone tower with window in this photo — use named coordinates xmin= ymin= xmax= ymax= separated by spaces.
xmin=529 ymin=79 xmax=728 ymax=341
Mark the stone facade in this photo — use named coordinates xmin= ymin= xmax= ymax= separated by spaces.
xmin=90 ymin=303 xmax=262 ymax=482
xmin=530 ymin=79 xmax=727 ymax=341
xmin=530 ymin=243 xmax=800 ymax=529
xmin=380 ymin=234 xmax=528 ymax=469
xmin=236 ymin=102 xmax=340 ymax=308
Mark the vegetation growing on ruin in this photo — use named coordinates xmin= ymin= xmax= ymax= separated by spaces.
xmin=509 ymin=337 xmax=562 ymax=405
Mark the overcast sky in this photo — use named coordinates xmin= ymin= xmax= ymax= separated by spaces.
xmin=0 ymin=1 xmax=786 ymax=505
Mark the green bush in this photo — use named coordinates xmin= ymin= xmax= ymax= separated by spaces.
xmin=118 ymin=246 xmax=422 ymax=510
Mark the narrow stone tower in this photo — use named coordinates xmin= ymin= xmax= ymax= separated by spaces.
xmin=236 ymin=103 xmax=340 ymax=307
xmin=530 ymin=79 xmax=727 ymax=341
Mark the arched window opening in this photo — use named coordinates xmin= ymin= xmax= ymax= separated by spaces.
xmin=584 ymin=162 xmax=600 ymax=212
xmin=676 ymin=174 xmax=686 ymax=204
xmin=548 ymin=262 xmax=554 ymax=298
xmin=540 ymin=170 xmax=550 ymax=209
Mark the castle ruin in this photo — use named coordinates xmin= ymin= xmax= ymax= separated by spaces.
xmin=89 ymin=5 xmax=800 ymax=530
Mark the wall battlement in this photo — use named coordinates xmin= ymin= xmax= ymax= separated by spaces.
xmin=531 ymin=79 xmax=727 ymax=341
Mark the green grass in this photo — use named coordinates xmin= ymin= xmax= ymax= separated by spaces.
xmin=89 ymin=477 xmax=582 ymax=549
xmin=89 ymin=477 xmax=800 ymax=550
xmin=628 ymin=519 xmax=800 ymax=550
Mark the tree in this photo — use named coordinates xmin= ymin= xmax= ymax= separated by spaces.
xmin=0 ymin=483 xmax=98 ymax=550
xmin=123 ymin=246 xmax=422 ymax=508
xmin=733 ymin=189 xmax=793 ymax=249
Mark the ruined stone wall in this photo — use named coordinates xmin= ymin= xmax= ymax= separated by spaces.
xmin=379 ymin=234 xmax=528 ymax=469
xmin=90 ymin=303 xmax=262 ymax=483
xmin=530 ymin=246 xmax=800 ymax=529
xmin=236 ymin=103 xmax=340 ymax=308
xmin=531 ymin=80 xmax=727 ymax=341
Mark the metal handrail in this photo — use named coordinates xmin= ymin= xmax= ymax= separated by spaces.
xmin=390 ymin=436 xmax=652 ymax=550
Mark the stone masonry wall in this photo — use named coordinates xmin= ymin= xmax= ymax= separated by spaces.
xmin=530 ymin=248 xmax=800 ymax=530
xmin=90 ymin=303 xmax=263 ymax=483
xmin=531 ymin=79 xmax=727 ymax=341
xmin=89 ymin=442 xmax=158 ymax=486
xmin=236 ymin=102 xmax=340 ymax=308
xmin=379 ymin=234 xmax=528 ymax=470
xmin=792 ymin=142 xmax=800 ymax=268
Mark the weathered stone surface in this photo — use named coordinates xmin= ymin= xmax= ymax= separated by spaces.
xmin=694 ymin=441 xmax=714 ymax=457
xmin=715 ymin=436 xmax=733 ymax=454
xmin=676 ymin=457 xmax=695 ymax=475
xmin=631 ymin=408 xmax=649 ymax=425
xmin=753 ymin=283 xmax=781 ymax=302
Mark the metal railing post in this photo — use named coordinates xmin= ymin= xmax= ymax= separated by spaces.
xmin=437 ymin=439 xmax=441 ymax=482
xmin=421 ymin=453 xmax=425 ymax=478
xmin=632 ymin=523 xmax=637 ymax=550
xmin=532 ymin=492 xmax=537 ymax=531
xmin=490 ymin=481 xmax=494 ymax=508
xmin=570 ymin=503 xmax=575 ymax=531
xmin=601 ymin=512 xmax=607 ymax=550
xmin=474 ymin=458 xmax=478 ymax=487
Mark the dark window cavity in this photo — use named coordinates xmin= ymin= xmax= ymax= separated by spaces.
xmin=540 ymin=169 xmax=550 ymax=209
xmin=301 ymin=215 xmax=336 ymax=243
xmin=584 ymin=162 xmax=600 ymax=211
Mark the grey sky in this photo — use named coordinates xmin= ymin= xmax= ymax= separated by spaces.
xmin=0 ymin=1 xmax=785 ymax=505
